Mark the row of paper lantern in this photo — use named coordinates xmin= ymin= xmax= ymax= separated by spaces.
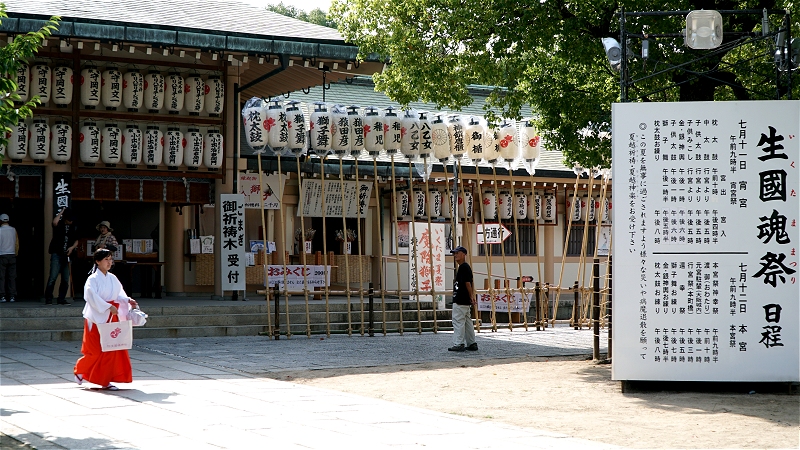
xmin=566 ymin=196 xmax=613 ymax=223
xmin=394 ymin=190 xmax=576 ymax=222
xmin=242 ymin=99 xmax=542 ymax=164
xmin=1 ymin=119 xmax=223 ymax=169
xmin=13 ymin=64 xmax=224 ymax=115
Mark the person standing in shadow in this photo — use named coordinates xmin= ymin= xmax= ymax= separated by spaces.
xmin=46 ymin=207 xmax=79 ymax=305
xmin=0 ymin=213 xmax=18 ymax=303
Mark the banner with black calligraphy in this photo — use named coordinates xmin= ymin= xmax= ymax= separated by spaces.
xmin=53 ymin=172 xmax=71 ymax=215
xmin=298 ymin=179 xmax=373 ymax=218
xmin=219 ymin=194 xmax=246 ymax=291
xmin=238 ymin=173 xmax=288 ymax=209
xmin=612 ymin=100 xmax=799 ymax=383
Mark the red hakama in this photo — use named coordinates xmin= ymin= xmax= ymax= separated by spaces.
xmin=74 ymin=301 xmax=132 ymax=387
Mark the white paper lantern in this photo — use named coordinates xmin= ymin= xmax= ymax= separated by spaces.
xmin=483 ymin=190 xmax=497 ymax=219
xmin=123 ymin=70 xmax=144 ymax=111
xmin=384 ymin=107 xmax=401 ymax=154
xmin=185 ymin=128 xmax=203 ymax=170
xmin=14 ymin=64 xmax=29 ymax=102
xmin=204 ymin=76 xmax=224 ymax=116
xmin=484 ymin=122 xmax=500 ymax=162
xmin=165 ymin=127 xmax=184 ymax=168
xmin=417 ymin=111 xmax=433 ymax=159
xmin=412 ymin=189 xmax=426 ymax=218
xmin=431 ymin=113 xmax=450 ymax=161
xmin=528 ymin=193 xmax=542 ymax=220
xmin=79 ymin=121 xmax=100 ymax=164
xmin=348 ymin=106 xmax=365 ymax=157
xmin=51 ymin=121 xmax=72 ymax=163
xmin=165 ymin=73 xmax=184 ymax=114
xmin=514 ymin=192 xmax=528 ymax=219
xmin=52 ymin=66 xmax=73 ymax=106
xmin=100 ymin=123 xmax=121 ymax=165
xmin=32 ymin=64 xmax=51 ymax=104
xmin=520 ymin=119 xmax=541 ymax=162
xmin=266 ymin=98 xmax=288 ymax=151
xmin=498 ymin=121 xmax=519 ymax=161
xmin=309 ymin=102 xmax=332 ymax=155
xmin=144 ymin=125 xmax=164 ymax=167
xmin=428 ymin=189 xmax=442 ymax=217
xmin=184 ymin=75 xmax=205 ymax=115
xmin=331 ymin=104 xmax=350 ymax=155
xmin=498 ymin=191 xmax=512 ymax=220
xmin=242 ymin=97 xmax=268 ymax=152
xmin=458 ymin=190 xmax=474 ymax=219
xmin=400 ymin=110 xmax=419 ymax=158
xmin=448 ymin=115 xmax=466 ymax=158
xmin=363 ymin=106 xmax=385 ymax=156
xmin=203 ymin=128 xmax=223 ymax=169
xmin=580 ymin=194 xmax=596 ymax=221
xmin=122 ymin=125 xmax=142 ymax=166
xmin=598 ymin=196 xmax=611 ymax=223
xmin=30 ymin=118 xmax=49 ymax=161
xmin=101 ymin=67 xmax=122 ymax=110
xmin=80 ymin=67 xmax=101 ymax=108
xmin=464 ymin=117 xmax=484 ymax=161
xmin=542 ymin=193 xmax=556 ymax=221
xmin=285 ymin=100 xmax=306 ymax=155
xmin=7 ymin=121 xmax=27 ymax=160
xmin=442 ymin=191 xmax=453 ymax=218
xmin=143 ymin=71 xmax=165 ymax=112
xmin=395 ymin=190 xmax=409 ymax=216
xmin=567 ymin=196 xmax=581 ymax=222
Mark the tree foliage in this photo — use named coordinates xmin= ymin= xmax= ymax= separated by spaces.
xmin=266 ymin=2 xmax=337 ymax=28
xmin=0 ymin=4 xmax=59 ymax=165
xmin=329 ymin=0 xmax=795 ymax=168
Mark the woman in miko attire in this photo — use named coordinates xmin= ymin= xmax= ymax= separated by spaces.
xmin=73 ymin=248 xmax=138 ymax=390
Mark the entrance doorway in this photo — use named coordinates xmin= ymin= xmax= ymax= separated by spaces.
xmin=0 ymin=198 xmax=44 ymax=300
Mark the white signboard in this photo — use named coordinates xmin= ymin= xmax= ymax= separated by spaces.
xmin=219 ymin=194 xmax=246 ymax=291
xmin=299 ymin=179 xmax=373 ymax=218
xmin=264 ymin=264 xmax=331 ymax=288
xmin=476 ymin=223 xmax=511 ymax=244
xmin=612 ymin=100 xmax=799 ymax=382
xmin=478 ymin=292 xmax=531 ymax=313
xmin=238 ymin=173 xmax=288 ymax=209
xmin=409 ymin=223 xmax=447 ymax=309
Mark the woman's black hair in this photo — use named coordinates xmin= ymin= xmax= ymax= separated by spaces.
xmin=93 ymin=248 xmax=113 ymax=262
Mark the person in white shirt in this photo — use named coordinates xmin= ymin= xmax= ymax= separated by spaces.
xmin=0 ymin=213 xmax=19 ymax=303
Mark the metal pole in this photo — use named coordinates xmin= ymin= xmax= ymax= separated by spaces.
xmin=572 ymin=280 xmax=580 ymax=330
xmin=592 ymin=258 xmax=600 ymax=360
xmin=368 ymin=282 xmax=374 ymax=337
xmin=273 ymin=282 xmax=281 ymax=340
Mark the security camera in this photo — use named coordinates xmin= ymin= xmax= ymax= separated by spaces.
xmin=602 ymin=38 xmax=622 ymax=71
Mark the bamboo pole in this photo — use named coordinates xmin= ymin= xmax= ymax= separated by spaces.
xmin=351 ymin=153 xmax=366 ymax=335
xmin=472 ymin=159 xmax=497 ymax=331
xmin=256 ymin=152 xmax=273 ymax=339
xmin=319 ymin=152 xmax=331 ymax=337
xmin=526 ymin=168 xmax=545 ymax=328
xmin=421 ymin=155 xmax=440 ymax=334
xmin=390 ymin=154 xmax=404 ymax=335
xmin=506 ymin=172 xmax=528 ymax=331
xmin=275 ymin=153 xmax=292 ymax=338
xmin=338 ymin=155 xmax=353 ymax=336
xmin=295 ymin=157 xmax=312 ymax=337
xmin=454 ymin=159 xmax=479 ymax=333
xmin=372 ymin=157 xmax=388 ymax=335
xmin=408 ymin=158 xmax=423 ymax=334
xmin=554 ymin=173 xmax=581 ymax=326
xmin=490 ymin=166 xmax=513 ymax=330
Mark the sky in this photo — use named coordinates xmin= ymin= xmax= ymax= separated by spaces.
xmin=238 ymin=0 xmax=334 ymax=12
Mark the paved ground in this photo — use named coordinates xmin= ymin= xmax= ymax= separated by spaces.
xmin=1 ymin=327 xmax=614 ymax=449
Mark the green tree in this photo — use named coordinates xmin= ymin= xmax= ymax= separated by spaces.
xmin=266 ymin=2 xmax=337 ymax=29
xmin=0 ymin=4 xmax=59 ymax=165
xmin=330 ymin=0 xmax=794 ymax=168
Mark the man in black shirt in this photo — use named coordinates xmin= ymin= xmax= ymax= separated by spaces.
xmin=448 ymin=246 xmax=477 ymax=352
xmin=45 ymin=207 xmax=79 ymax=305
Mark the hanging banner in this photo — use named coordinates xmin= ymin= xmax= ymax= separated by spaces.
xmin=264 ymin=265 xmax=331 ymax=288
xmin=612 ymin=100 xmax=799 ymax=383
xmin=238 ymin=173 xmax=288 ymax=209
xmin=219 ymin=194 xmax=246 ymax=291
xmin=299 ymin=179 xmax=373 ymax=218
xmin=478 ymin=292 xmax=532 ymax=313
xmin=409 ymin=223 xmax=446 ymax=309
xmin=53 ymin=172 xmax=72 ymax=215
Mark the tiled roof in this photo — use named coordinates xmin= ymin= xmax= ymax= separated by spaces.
xmin=4 ymin=0 xmax=344 ymax=42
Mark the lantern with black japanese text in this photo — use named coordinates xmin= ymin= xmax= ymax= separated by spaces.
xmin=79 ymin=121 xmax=100 ymax=164
xmin=165 ymin=127 xmax=184 ymax=169
xmin=348 ymin=105 xmax=364 ymax=157
xmin=14 ymin=64 xmax=29 ymax=102
xmin=165 ymin=73 xmax=184 ymax=114
xmin=30 ymin=118 xmax=49 ymax=162
xmin=143 ymin=71 xmax=165 ymax=112
xmin=412 ymin=188 xmax=426 ymax=218
xmin=431 ymin=113 xmax=450 ymax=161
xmin=144 ymin=125 xmax=164 ymax=168
xmin=185 ymin=128 xmax=203 ymax=170
xmin=400 ymin=109 xmax=419 ymax=158
xmin=363 ymin=106 xmax=385 ymax=156
xmin=266 ymin=98 xmax=288 ymax=151
xmin=597 ymin=196 xmax=611 ymax=223
xmin=567 ymin=196 xmax=581 ymax=222
xmin=520 ymin=119 xmax=541 ymax=163
xmin=458 ymin=190 xmax=474 ymax=219
xmin=528 ymin=193 xmax=542 ymax=220
xmin=241 ymin=97 xmax=268 ymax=152
xmin=100 ymin=123 xmax=121 ymax=165
xmin=417 ymin=111 xmax=433 ymax=160
xmin=122 ymin=124 xmax=142 ymax=167
xmin=514 ymin=192 xmax=528 ymax=219
xmin=330 ymin=104 xmax=349 ymax=155
xmin=309 ymin=102 xmax=332 ymax=155
xmin=464 ymin=117 xmax=484 ymax=162
xmin=384 ymin=107 xmax=401 ymax=154
xmin=203 ymin=128 xmax=223 ymax=169
xmin=448 ymin=115 xmax=466 ymax=158
xmin=51 ymin=121 xmax=72 ymax=163
xmin=80 ymin=67 xmax=101 ymax=108
xmin=482 ymin=190 xmax=497 ymax=219
xmin=443 ymin=192 xmax=454 ymax=218
xmin=52 ymin=66 xmax=73 ymax=106
xmin=123 ymin=69 xmax=144 ymax=111
xmin=498 ymin=121 xmax=519 ymax=162
xmin=32 ymin=64 xmax=51 ymax=104
xmin=428 ymin=189 xmax=442 ymax=217
xmin=204 ymin=75 xmax=224 ymax=116
xmin=498 ymin=190 xmax=512 ymax=220
xmin=7 ymin=121 xmax=27 ymax=161
xmin=580 ymin=194 xmax=595 ymax=221
xmin=483 ymin=121 xmax=500 ymax=163
xmin=101 ymin=67 xmax=122 ymax=110
xmin=184 ymin=75 xmax=204 ymax=115
xmin=542 ymin=193 xmax=556 ymax=222
xmin=285 ymin=100 xmax=306 ymax=155
xmin=395 ymin=190 xmax=409 ymax=216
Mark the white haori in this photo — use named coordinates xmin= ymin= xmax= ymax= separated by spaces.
xmin=83 ymin=270 xmax=131 ymax=331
